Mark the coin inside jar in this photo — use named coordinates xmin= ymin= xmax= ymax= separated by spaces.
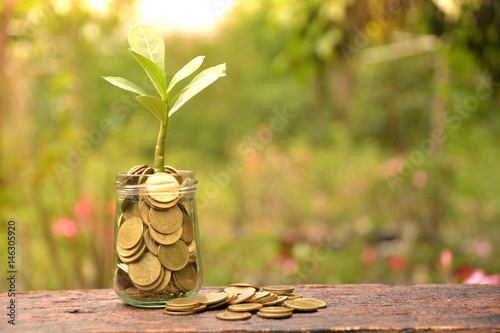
xmin=145 ymin=173 xmax=180 ymax=203
xmin=158 ymin=240 xmax=189 ymax=271
xmin=117 ymin=217 xmax=143 ymax=250
xmin=128 ymin=252 xmax=162 ymax=287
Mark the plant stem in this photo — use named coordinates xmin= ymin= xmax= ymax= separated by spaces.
xmin=154 ymin=120 xmax=168 ymax=172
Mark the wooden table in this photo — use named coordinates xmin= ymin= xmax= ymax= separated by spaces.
xmin=2 ymin=284 xmax=499 ymax=332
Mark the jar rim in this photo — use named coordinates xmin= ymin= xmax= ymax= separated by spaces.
xmin=115 ymin=171 xmax=197 ymax=196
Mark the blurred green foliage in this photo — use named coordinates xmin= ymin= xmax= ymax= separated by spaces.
xmin=0 ymin=0 xmax=499 ymax=291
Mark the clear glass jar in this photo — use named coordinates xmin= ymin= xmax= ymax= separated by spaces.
xmin=112 ymin=170 xmax=202 ymax=308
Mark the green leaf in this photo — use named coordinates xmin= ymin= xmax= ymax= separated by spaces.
xmin=129 ymin=49 xmax=167 ymax=101
xmin=167 ymin=56 xmax=205 ymax=93
xmin=169 ymin=63 xmax=226 ymax=117
xmin=136 ymin=95 xmax=167 ymax=124
xmin=101 ymin=76 xmax=146 ymax=95
xmin=128 ymin=25 xmax=165 ymax=72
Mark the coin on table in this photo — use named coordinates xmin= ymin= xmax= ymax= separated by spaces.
xmin=150 ymin=205 xmax=183 ymax=234
xmin=117 ymin=217 xmax=143 ymax=250
xmin=261 ymin=295 xmax=287 ymax=306
xmin=257 ymin=311 xmax=293 ymax=319
xmin=143 ymin=229 xmax=160 ymax=256
xmin=145 ymin=173 xmax=180 ymax=203
xmin=284 ymin=298 xmax=326 ymax=311
xmin=197 ymin=292 xmax=228 ymax=305
xmin=229 ymin=283 xmax=260 ymax=291
xmin=283 ymin=294 xmax=302 ymax=300
xmin=258 ymin=306 xmax=294 ymax=314
xmin=262 ymin=285 xmax=294 ymax=295
xmin=166 ymin=298 xmax=200 ymax=308
xmin=158 ymin=240 xmax=189 ymax=271
xmin=128 ymin=252 xmax=162 ymax=287
xmin=216 ymin=311 xmax=251 ymax=321
xmin=229 ymin=290 xmax=255 ymax=304
xmin=173 ymin=263 xmax=198 ymax=291
xmin=149 ymin=223 xmax=183 ymax=245
xmin=163 ymin=309 xmax=196 ymax=316
xmin=228 ymin=303 xmax=263 ymax=312
xmin=225 ymin=286 xmax=257 ymax=295
xmin=248 ymin=291 xmax=270 ymax=302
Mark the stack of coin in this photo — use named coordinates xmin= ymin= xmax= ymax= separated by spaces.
xmin=114 ymin=165 xmax=201 ymax=299
xmin=163 ymin=283 xmax=326 ymax=320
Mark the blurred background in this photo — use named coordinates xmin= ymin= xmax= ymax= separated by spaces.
xmin=1 ymin=0 xmax=499 ymax=291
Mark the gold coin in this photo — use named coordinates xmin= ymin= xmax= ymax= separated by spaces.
xmin=143 ymin=229 xmax=160 ymax=256
xmin=229 ymin=283 xmax=260 ymax=291
xmin=117 ymin=213 xmax=125 ymax=228
xmin=163 ymin=309 xmax=196 ymax=316
xmin=180 ymin=212 xmax=194 ymax=243
xmin=163 ymin=165 xmax=178 ymax=174
xmin=261 ymin=295 xmax=287 ymax=306
xmin=120 ymin=197 xmax=132 ymax=214
xmin=117 ymin=240 xmax=143 ymax=257
xmin=140 ymin=202 xmax=151 ymax=227
xmin=149 ymin=205 xmax=183 ymax=234
xmin=258 ymin=306 xmax=294 ymax=314
xmin=128 ymin=164 xmax=148 ymax=175
xmin=283 ymin=294 xmax=302 ymax=300
xmin=146 ymin=196 xmax=179 ymax=210
xmin=135 ymin=266 xmax=165 ymax=291
xmin=145 ymin=173 xmax=180 ymax=203
xmin=138 ymin=167 xmax=154 ymax=184
xmin=187 ymin=241 xmax=197 ymax=256
xmin=149 ymin=223 xmax=183 ymax=245
xmin=192 ymin=303 xmax=207 ymax=312
xmin=216 ymin=311 xmax=251 ymax=321
xmin=248 ymin=291 xmax=270 ymax=302
xmin=257 ymin=311 xmax=293 ymax=319
xmin=166 ymin=298 xmax=200 ymax=308
xmin=173 ymin=263 xmax=198 ymax=291
xmin=258 ymin=294 xmax=277 ymax=304
xmin=228 ymin=303 xmax=263 ymax=312
xmin=197 ymin=292 xmax=228 ymax=305
xmin=154 ymin=268 xmax=171 ymax=292
xmin=123 ymin=202 xmax=142 ymax=221
xmin=284 ymin=298 xmax=326 ymax=311
xmin=117 ymin=243 xmax=146 ymax=263
xmin=262 ymin=286 xmax=294 ymax=294
xmin=206 ymin=299 xmax=228 ymax=310
xmin=158 ymin=241 xmax=189 ymax=271
xmin=128 ymin=252 xmax=162 ymax=287
xmin=117 ymin=217 xmax=143 ymax=250
xmin=224 ymin=286 xmax=257 ymax=295
xmin=165 ymin=281 xmax=182 ymax=295
xmin=229 ymin=290 xmax=255 ymax=304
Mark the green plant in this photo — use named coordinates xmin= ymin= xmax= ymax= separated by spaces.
xmin=103 ymin=25 xmax=226 ymax=172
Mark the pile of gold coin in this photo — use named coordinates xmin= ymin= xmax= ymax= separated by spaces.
xmin=162 ymin=283 xmax=326 ymax=320
xmin=115 ymin=164 xmax=200 ymax=299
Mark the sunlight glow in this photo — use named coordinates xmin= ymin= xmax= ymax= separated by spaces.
xmin=137 ymin=0 xmax=235 ymax=34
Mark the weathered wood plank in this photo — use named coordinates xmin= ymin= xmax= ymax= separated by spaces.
xmin=1 ymin=284 xmax=499 ymax=332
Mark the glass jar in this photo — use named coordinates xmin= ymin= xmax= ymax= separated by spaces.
xmin=112 ymin=170 xmax=202 ymax=308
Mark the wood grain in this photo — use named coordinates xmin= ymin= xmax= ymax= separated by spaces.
xmin=1 ymin=284 xmax=499 ymax=332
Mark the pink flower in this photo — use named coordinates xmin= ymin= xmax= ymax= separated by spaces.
xmin=73 ymin=195 xmax=96 ymax=220
xmin=73 ymin=195 xmax=96 ymax=231
xmin=361 ymin=247 xmax=377 ymax=265
xmin=106 ymin=201 xmax=116 ymax=217
xmin=52 ymin=217 xmax=78 ymax=239
xmin=386 ymin=254 xmax=406 ymax=271
xmin=463 ymin=269 xmax=499 ymax=285
xmin=440 ymin=249 xmax=453 ymax=271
